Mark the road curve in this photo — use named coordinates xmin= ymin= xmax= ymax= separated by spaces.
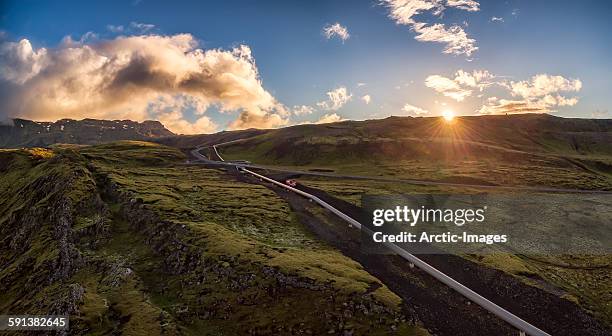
xmin=192 ymin=145 xmax=553 ymax=336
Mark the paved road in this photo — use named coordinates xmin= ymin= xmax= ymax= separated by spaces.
xmin=191 ymin=145 xmax=554 ymax=336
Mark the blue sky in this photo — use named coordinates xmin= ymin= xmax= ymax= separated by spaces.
xmin=1 ymin=0 xmax=611 ymax=133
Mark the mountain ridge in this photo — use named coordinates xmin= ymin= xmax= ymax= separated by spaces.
xmin=0 ymin=118 xmax=175 ymax=148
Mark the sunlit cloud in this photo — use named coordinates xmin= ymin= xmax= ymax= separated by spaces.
xmin=425 ymin=70 xmax=582 ymax=115
xmin=446 ymin=0 xmax=480 ymax=11
xmin=479 ymin=74 xmax=582 ymax=115
xmin=0 ymin=39 xmax=47 ymax=84
xmin=507 ymin=74 xmax=582 ymax=100
xmin=322 ymin=23 xmax=350 ymax=42
xmin=490 ymin=16 xmax=504 ymax=23
xmin=381 ymin=0 xmax=479 ymax=56
xmin=0 ymin=34 xmax=289 ymax=133
xmin=146 ymin=94 xmax=218 ymax=134
xmin=454 ymin=69 xmax=494 ymax=90
xmin=412 ymin=23 xmax=478 ymax=57
xmin=401 ymin=103 xmax=429 ymax=115
xmin=316 ymin=113 xmax=345 ymax=124
xmin=317 ymin=86 xmax=352 ymax=110
xmin=478 ymin=99 xmax=548 ymax=114
xmin=425 ymin=69 xmax=494 ymax=101
xmin=292 ymin=105 xmax=315 ymax=115
xmin=361 ymin=94 xmax=372 ymax=104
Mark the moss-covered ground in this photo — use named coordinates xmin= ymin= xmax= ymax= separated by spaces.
xmin=1 ymin=141 xmax=429 ymax=335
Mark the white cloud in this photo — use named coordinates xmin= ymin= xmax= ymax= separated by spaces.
xmin=146 ymin=94 xmax=218 ymax=134
xmin=412 ymin=23 xmax=478 ymax=56
xmin=426 ymin=74 xmax=469 ymax=101
xmin=383 ymin=0 xmax=442 ymax=25
xmin=322 ymin=23 xmax=350 ymax=42
xmin=316 ymin=113 xmax=344 ymax=124
xmin=129 ymin=22 xmax=155 ymax=33
xmin=454 ymin=69 xmax=494 ymax=90
xmin=361 ymin=94 xmax=371 ymax=104
xmin=490 ymin=16 xmax=504 ymax=22
xmin=0 ymin=39 xmax=47 ymax=84
xmin=0 ymin=34 xmax=288 ymax=133
xmin=479 ymin=74 xmax=582 ymax=115
xmin=446 ymin=0 xmax=480 ymax=11
xmin=424 ymin=70 xmax=582 ymax=116
xmin=508 ymin=74 xmax=582 ymax=99
xmin=106 ymin=22 xmax=155 ymax=34
xmin=402 ymin=103 xmax=429 ymax=115
xmin=107 ymin=24 xmax=124 ymax=33
xmin=317 ymin=86 xmax=352 ymax=110
xmin=425 ymin=69 xmax=494 ymax=101
xmin=381 ymin=0 xmax=479 ymax=56
xmin=555 ymin=95 xmax=579 ymax=106
xmin=357 ymin=82 xmax=367 ymax=87
xmin=292 ymin=105 xmax=315 ymax=115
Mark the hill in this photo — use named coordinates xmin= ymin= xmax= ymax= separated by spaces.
xmin=0 ymin=142 xmax=422 ymax=335
xmin=215 ymin=114 xmax=612 ymax=190
xmin=0 ymin=118 xmax=175 ymax=147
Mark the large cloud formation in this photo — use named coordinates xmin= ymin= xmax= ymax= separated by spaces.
xmin=0 ymin=34 xmax=288 ymax=133
xmin=382 ymin=0 xmax=479 ymax=56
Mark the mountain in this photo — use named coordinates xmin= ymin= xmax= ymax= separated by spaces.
xmin=0 ymin=118 xmax=175 ymax=147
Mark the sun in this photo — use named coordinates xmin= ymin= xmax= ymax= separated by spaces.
xmin=442 ymin=110 xmax=455 ymax=122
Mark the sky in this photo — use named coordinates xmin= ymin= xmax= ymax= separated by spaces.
xmin=0 ymin=0 xmax=611 ymax=134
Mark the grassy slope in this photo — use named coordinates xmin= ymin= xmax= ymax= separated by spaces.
xmin=0 ymin=141 xmax=428 ymax=335
xmin=219 ymin=114 xmax=612 ymax=190
xmin=0 ymin=148 xmax=100 ymax=323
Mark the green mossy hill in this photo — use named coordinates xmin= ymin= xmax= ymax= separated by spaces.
xmin=217 ymin=114 xmax=612 ymax=190
xmin=0 ymin=147 xmax=102 ymax=323
xmin=0 ymin=142 xmax=429 ymax=335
